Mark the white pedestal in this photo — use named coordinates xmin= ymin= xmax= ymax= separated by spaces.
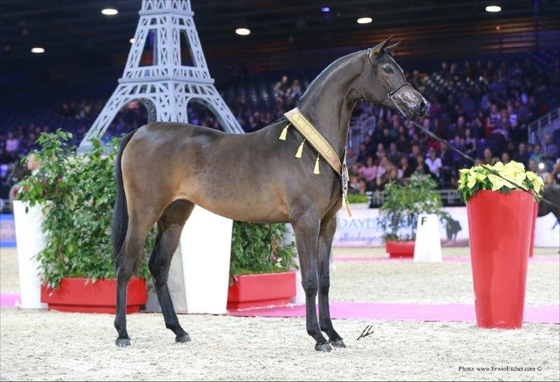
xmin=12 ymin=200 xmax=47 ymax=309
xmin=414 ymin=213 xmax=442 ymax=262
xmin=179 ymin=206 xmax=233 ymax=314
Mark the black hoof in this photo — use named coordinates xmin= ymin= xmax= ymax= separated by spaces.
xmin=115 ymin=338 xmax=131 ymax=347
xmin=330 ymin=339 xmax=346 ymax=348
xmin=315 ymin=343 xmax=332 ymax=352
xmin=175 ymin=333 xmax=191 ymax=343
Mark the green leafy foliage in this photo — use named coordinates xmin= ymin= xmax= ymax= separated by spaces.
xmin=377 ymin=174 xmax=450 ymax=242
xmin=16 ymin=130 xmax=153 ymax=289
xmin=347 ymin=193 xmax=369 ymax=203
xmin=229 ymin=221 xmax=298 ymax=280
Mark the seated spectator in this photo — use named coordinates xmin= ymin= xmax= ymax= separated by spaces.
xmin=358 ymin=156 xmax=378 ymax=191
xmin=414 ymin=154 xmax=431 ymax=176
xmin=386 ymin=142 xmax=402 ymax=166
xmin=530 ymin=143 xmax=543 ymax=164
xmin=439 ymin=144 xmax=455 ymax=186
xmin=500 ymin=151 xmax=511 ymax=165
xmin=478 ymin=147 xmax=499 ymax=166
xmin=512 ymin=142 xmax=530 ymax=169
xmin=541 ymin=134 xmax=559 ymax=170
xmin=545 ymin=159 xmax=560 ymax=185
xmin=398 ymin=156 xmax=414 ymax=182
xmin=425 ymin=147 xmax=442 ymax=183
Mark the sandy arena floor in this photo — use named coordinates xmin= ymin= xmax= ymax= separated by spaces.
xmin=1 ymin=246 xmax=559 ymax=381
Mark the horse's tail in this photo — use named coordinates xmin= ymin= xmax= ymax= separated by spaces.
xmin=112 ymin=130 xmax=138 ymax=261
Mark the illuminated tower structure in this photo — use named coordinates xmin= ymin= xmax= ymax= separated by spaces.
xmin=79 ymin=0 xmax=242 ymax=151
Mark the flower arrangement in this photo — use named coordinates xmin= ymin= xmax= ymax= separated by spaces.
xmin=458 ymin=160 xmax=544 ymax=202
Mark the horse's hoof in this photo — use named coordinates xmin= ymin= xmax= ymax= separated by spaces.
xmin=315 ymin=343 xmax=332 ymax=352
xmin=175 ymin=333 xmax=191 ymax=343
xmin=115 ymin=338 xmax=131 ymax=347
xmin=330 ymin=339 xmax=346 ymax=348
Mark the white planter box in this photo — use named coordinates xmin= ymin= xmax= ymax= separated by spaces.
xmin=12 ymin=200 xmax=47 ymax=309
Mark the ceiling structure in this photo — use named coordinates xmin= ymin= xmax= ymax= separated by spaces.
xmin=0 ymin=0 xmax=558 ymax=75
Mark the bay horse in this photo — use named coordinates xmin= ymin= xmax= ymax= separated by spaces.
xmin=112 ymin=36 xmax=428 ymax=352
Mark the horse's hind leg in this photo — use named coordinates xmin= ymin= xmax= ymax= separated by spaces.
xmin=149 ymin=199 xmax=195 ymax=343
xmin=318 ymin=216 xmax=345 ymax=348
xmin=115 ymin=213 xmax=156 ymax=347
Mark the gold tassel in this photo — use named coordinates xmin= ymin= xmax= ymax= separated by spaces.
xmin=343 ymin=196 xmax=353 ymax=217
xmin=295 ymin=139 xmax=305 ymax=158
xmin=279 ymin=124 xmax=290 ymax=140
xmin=313 ymin=154 xmax=321 ymax=174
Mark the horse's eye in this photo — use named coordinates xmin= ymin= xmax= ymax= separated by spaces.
xmin=383 ymin=66 xmax=394 ymax=74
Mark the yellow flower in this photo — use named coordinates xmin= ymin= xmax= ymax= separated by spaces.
xmin=457 ymin=160 xmax=543 ymax=202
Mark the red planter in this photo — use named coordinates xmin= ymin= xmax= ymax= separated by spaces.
xmin=385 ymin=240 xmax=415 ymax=258
xmin=529 ymin=201 xmax=538 ymax=257
xmin=227 ymin=271 xmax=296 ymax=310
xmin=467 ymin=190 xmax=534 ymax=329
xmin=41 ymin=277 xmax=147 ymax=314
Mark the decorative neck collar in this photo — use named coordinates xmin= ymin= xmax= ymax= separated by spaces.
xmin=282 ymin=107 xmax=342 ymax=176
xmin=280 ymin=107 xmax=353 ymax=217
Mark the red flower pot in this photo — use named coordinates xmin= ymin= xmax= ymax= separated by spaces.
xmin=41 ymin=277 xmax=147 ymax=314
xmin=467 ymin=190 xmax=534 ymax=329
xmin=227 ymin=271 xmax=296 ymax=310
xmin=385 ymin=240 xmax=415 ymax=258
xmin=529 ymin=200 xmax=538 ymax=257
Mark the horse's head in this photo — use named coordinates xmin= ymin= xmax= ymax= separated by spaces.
xmin=365 ymin=36 xmax=428 ymax=121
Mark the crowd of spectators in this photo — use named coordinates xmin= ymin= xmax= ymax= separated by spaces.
xmin=1 ymin=52 xmax=559 ymax=204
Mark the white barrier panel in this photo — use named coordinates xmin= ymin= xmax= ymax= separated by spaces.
xmin=414 ymin=214 xmax=442 ymax=262
xmin=12 ymin=201 xmax=47 ymax=309
xmin=333 ymin=207 xmax=559 ymax=248
xmin=180 ymin=206 xmax=233 ymax=314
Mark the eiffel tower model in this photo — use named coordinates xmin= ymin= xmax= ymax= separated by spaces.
xmin=79 ymin=0 xmax=243 ymax=152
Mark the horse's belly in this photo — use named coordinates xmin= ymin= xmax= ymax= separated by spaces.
xmin=184 ymin=192 xmax=289 ymax=224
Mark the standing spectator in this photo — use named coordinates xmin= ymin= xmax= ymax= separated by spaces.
xmin=273 ymin=75 xmax=290 ymax=106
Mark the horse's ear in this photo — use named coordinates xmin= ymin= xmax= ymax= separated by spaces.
xmin=385 ymin=40 xmax=401 ymax=55
xmin=369 ymin=35 xmax=393 ymax=60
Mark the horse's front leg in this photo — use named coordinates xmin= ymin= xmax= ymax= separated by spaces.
xmin=292 ymin=215 xmax=331 ymax=352
xmin=318 ymin=216 xmax=345 ymax=348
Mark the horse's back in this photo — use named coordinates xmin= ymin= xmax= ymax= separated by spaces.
xmin=119 ymin=121 xmax=294 ymax=222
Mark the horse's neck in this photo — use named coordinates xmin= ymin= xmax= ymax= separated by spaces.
xmin=297 ymin=51 xmax=365 ymax=156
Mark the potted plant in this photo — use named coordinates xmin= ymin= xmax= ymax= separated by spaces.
xmin=377 ymin=174 xmax=450 ymax=257
xmin=15 ymin=130 xmax=152 ymax=313
xmin=227 ymin=221 xmax=298 ymax=310
xmin=458 ymin=160 xmax=543 ymax=329
xmin=347 ymin=193 xmax=369 ymax=209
